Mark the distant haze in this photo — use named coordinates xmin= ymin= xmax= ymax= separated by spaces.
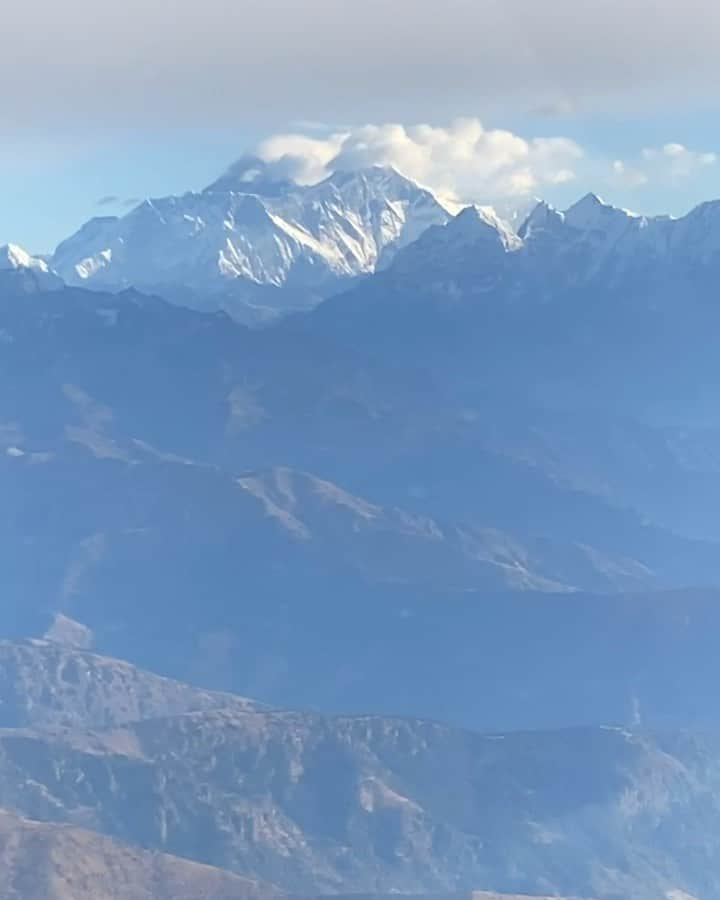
xmin=3 ymin=0 xmax=720 ymax=129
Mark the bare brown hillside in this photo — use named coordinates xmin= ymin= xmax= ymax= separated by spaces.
xmin=0 ymin=809 xmax=279 ymax=900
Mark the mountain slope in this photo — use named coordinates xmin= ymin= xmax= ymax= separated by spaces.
xmin=0 ymin=812 xmax=587 ymax=900
xmin=1 ymin=280 xmax=716 ymax=574
xmin=0 ymin=639 xmax=259 ymax=730
xmin=0 ymin=808 xmax=278 ymax=900
xmin=301 ymin=192 xmax=720 ymax=539
xmin=0 ymin=636 xmax=711 ymax=899
xmin=0 ymin=704 xmax=712 ymax=900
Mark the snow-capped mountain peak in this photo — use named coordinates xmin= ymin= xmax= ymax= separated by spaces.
xmin=51 ymin=164 xmax=451 ymax=322
xmin=384 ymin=203 xmax=521 ymax=285
xmin=0 ymin=243 xmax=50 ymax=273
xmin=518 ymin=200 xmax=565 ymax=240
xmin=451 ymin=205 xmax=523 ymax=250
xmin=0 ymin=243 xmax=63 ymax=292
xmin=204 ymin=154 xmax=297 ymax=197
xmin=564 ymin=192 xmax=640 ymax=232
xmin=516 ymin=194 xmax=650 ymax=281
xmin=37 ymin=154 xmax=720 ymax=326
xmin=380 ymin=188 xmax=720 ymax=303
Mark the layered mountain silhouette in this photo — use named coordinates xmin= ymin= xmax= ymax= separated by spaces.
xmin=3 ymin=271 xmax=720 ymax=732
xmin=6 ymin=170 xmax=720 ymax=897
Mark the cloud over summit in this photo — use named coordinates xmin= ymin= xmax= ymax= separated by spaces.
xmin=251 ymin=119 xmax=583 ymax=207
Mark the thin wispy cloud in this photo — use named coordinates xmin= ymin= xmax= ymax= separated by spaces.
xmin=612 ymin=143 xmax=717 ymax=190
xmin=95 ymin=195 xmax=142 ymax=210
xmin=527 ymin=99 xmax=577 ymax=119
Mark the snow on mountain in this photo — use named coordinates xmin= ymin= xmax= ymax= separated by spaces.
xmin=31 ymin=169 xmax=720 ymax=325
xmin=0 ymin=243 xmax=63 ymax=291
xmin=512 ymin=194 xmax=653 ymax=283
xmin=444 ymin=204 xmax=523 ymax=250
xmin=665 ymin=199 xmax=720 ymax=263
xmin=0 ymin=243 xmax=50 ymax=273
xmin=385 ymin=191 xmax=720 ymax=298
xmin=387 ymin=204 xmax=521 ymax=288
xmin=51 ymin=165 xmax=451 ymax=322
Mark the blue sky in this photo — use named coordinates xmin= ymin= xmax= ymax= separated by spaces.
xmin=2 ymin=0 xmax=720 ymax=251
xmin=0 ymin=129 xmax=263 ymax=253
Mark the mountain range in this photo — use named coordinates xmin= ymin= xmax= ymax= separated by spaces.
xmin=46 ymin=163 xmax=450 ymax=323
xmin=6 ymin=161 xmax=720 ymax=897
xmin=0 ymin=635 xmax=715 ymax=900
xmin=0 ymin=805 xmax=582 ymax=900
xmin=8 ymin=162 xmax=720 ymax=329
xmin=6 ymin=276 xmax=720 ymax=731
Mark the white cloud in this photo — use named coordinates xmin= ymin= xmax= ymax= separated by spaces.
xmin=642 ymin=143 xmax=717 ymax=178
xmin=611 ymin=143 xmax=717 ymax=189
xmin=253 ymin=119 xmax=583 ymax=206
xmin=611 ymin=160 xmax=649 ymax=189
xmin=256 ymin=133 xmax=346 ymax=184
